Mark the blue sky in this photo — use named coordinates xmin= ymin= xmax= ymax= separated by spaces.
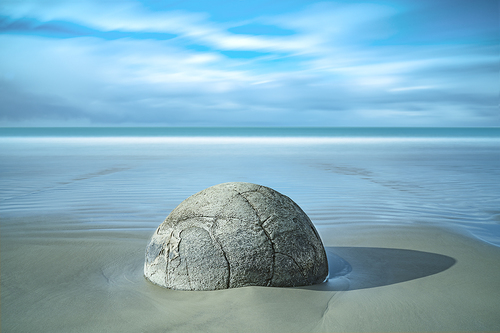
xmin=0 ymin=0 xmax=498 ymax=127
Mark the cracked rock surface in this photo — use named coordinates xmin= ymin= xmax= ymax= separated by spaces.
xmin=144 ymin=182 xmax=328 ymax=291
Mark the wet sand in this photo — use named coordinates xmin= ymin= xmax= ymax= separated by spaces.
xmin=2 ymin=216 xmax=500 ymax=332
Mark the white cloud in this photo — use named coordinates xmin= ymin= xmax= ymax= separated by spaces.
xmin=272 ymin=2 xmax=397 ymax=32
xmin=1 ymin=0 xmax=497 ymax=126
xmin=0 ymin=33 xmax=258 ymax=119
xmin=389 ymin=86 xmax=436 ymax=92
xmin=1 ymin=0 xmax=315 ymax=54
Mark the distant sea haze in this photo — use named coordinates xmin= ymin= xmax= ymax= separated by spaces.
xmin=2 ymin=127 xmax=500 ymax=137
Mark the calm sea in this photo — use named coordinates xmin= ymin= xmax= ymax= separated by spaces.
xmin=1 ymin=127 xmax=500 ymax=246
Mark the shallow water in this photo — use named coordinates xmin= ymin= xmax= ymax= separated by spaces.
xmin=1 ymin=128 xmax=500 ymax=332
xmin=2 ymin=129 xmax=499 ymax=244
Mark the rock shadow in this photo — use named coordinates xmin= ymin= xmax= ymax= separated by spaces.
xmin=304 ymin=246 xmax=456 ymax=291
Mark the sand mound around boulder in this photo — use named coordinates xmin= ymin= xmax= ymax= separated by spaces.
xmin=144 ymin=182 xmax=328 ymax=291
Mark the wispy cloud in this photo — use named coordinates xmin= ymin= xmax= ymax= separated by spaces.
xmin=0 ymin=0 xmax=497 ymax=126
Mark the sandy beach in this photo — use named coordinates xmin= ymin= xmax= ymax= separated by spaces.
xmin=2 ymin=131 xmax=500 ymax=332
xmin=2 ymin=215 xmax=499 ymax=332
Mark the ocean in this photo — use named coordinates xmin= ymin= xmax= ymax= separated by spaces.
xmin=1 ymin=127 xmax=500 ymax=332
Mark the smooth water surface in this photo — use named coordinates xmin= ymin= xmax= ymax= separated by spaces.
xmin=1 ymin=127 xmax=499 ymax=245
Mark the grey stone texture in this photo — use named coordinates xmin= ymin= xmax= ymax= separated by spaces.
xmin=144 ymin=182 xmax=328 ymax=291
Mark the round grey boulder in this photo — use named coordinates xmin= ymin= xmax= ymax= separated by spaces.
xmin=144 ymin=182 xmax=328 ymax=291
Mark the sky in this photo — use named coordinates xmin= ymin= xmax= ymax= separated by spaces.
xmin=0 ymin=0 xmax=498 ymax=127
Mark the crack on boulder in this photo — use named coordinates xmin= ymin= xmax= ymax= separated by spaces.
xmin=164 ymin=248 xmax=170 ymax=286
xmin=237 ymin=188 xmax=260 ymax=195
xmin=308 ymin=221 xmax=321 ymax=241
xmin=275 ymin=251 xmax=304 ymax=273
xmin=156 ymin=216 xmax=217 ymax=235
xmin=236 ymin=191 xmax=262 ymax=222
xmin=172 ymin=215 xmax=218 ymax=224
xmin=259 ymin=221 xmax=276 ymax=286
xmin=211 ymin=219 xmax=231 ymax=289
xmin=238 ymin=189 xmax=276 ymax=286
xmin=235 ymin=191 xmax=261 ymax=222
xmin=167 ymin=231 xmax=180 ymax=261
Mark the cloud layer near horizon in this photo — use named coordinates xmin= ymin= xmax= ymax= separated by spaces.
xmin=0 ymin=0 xmax=498 ymax=127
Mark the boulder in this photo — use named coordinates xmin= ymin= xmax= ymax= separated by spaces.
xmin=144 ymin=182 xmax=328 ymax=290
